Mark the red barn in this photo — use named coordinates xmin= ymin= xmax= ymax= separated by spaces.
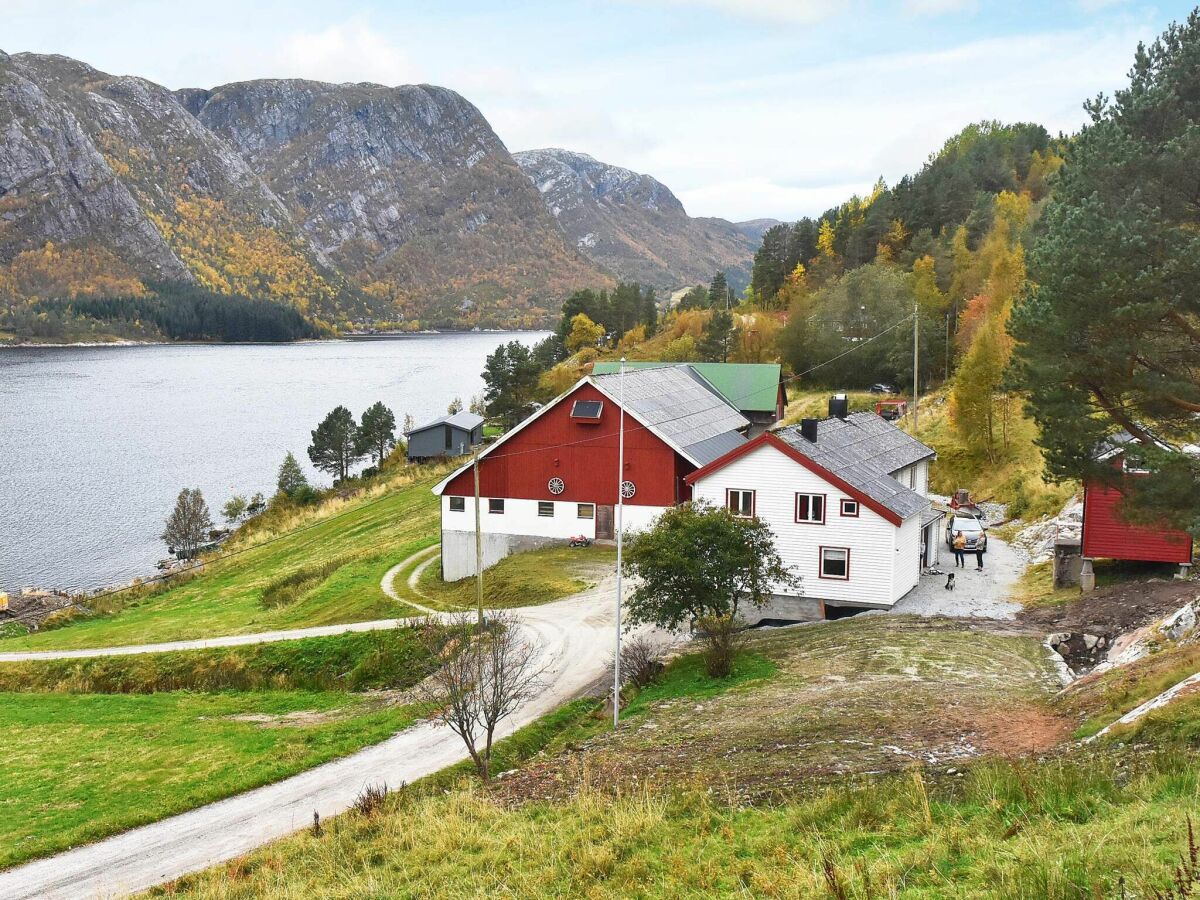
xmin=1081 ymin=434 xmax=1194 ymax=565
xmin=432 ymin=366 xmax=750 ymax=580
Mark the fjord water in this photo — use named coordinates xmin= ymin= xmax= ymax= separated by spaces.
xmin=0 ymin=333 xmax=547 ymax=594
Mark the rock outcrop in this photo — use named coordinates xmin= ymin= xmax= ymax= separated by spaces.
xmin=515 ymin=148 xmax=773 ymax=291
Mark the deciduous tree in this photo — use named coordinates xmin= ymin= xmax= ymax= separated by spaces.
xmin=276 ymin=452 xmax=309 ymax=497
xmin=162 ymin=488 xmax=213 ymax=559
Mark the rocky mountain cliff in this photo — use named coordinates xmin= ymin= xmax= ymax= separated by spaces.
xmin=514 ymin=148 xmax=773 ymax=291
xmin=1 ymin=51 xmax=769 ymax=331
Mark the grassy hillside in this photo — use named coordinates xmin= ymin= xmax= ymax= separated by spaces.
xmin=160 ymin=618 xmax=1200 ymax=899
xmin=0 ymin=467 xmax=451 ymax=651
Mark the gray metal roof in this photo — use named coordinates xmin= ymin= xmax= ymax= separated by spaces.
xmin=592 ymin=366 xmax=749 ymax=465
xmin=776 ymin=411 xmax=936 ymax=519
xmin=406 ymin=411 xmax=484 ymax=436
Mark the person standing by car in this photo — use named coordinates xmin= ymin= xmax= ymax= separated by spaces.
xmin=952 ymin=530 xmax=966 ymax=568
xmin=975 ymin=544 xmax=985 ymax=571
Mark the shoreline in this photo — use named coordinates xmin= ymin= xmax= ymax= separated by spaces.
xmin=0 ymin=328 xmax=549 ymax=350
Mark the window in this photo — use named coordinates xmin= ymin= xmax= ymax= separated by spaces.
xmin=820 ymin=547 xmax=850 ymax=580
xmin=445 ymin=424 xmax=453 ymax=451
xmin=538 ymin=501 xmax=554 ymax=517
xmin=449 ymin=496 xmax=465 ymax=512
xmin=726 ymin=489 xmax=755 ymax=518
xmin=570 ymin=399 xmax=604 ymax=422
xmin=795 ymin=493 xmax=826 ymax=524
xmin=577 ymin=503 xmax=595 ymax=519
xmin=840 ymin=499 xmax=859 ymax=517
xmin=488 ymin=498 xmax=504 ymax=514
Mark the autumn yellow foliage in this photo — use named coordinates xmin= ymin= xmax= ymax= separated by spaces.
xmin=0 ymin=242 xmax=145 ymax=303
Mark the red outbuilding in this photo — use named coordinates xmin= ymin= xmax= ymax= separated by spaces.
xmin=1081 ymin=434 xmax=1194 ymax=565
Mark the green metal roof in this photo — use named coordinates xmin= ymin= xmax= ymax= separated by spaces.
xmin=590 ymin=361 xmax=782 ymax=413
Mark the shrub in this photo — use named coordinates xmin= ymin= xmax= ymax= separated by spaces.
xmin=612 ymin=634 xmax=664 ymax=691
xmin=694 ymin=615 xmax=747 ymax=679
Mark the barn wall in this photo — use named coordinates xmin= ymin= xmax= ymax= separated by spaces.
xmin=441 ymin=383 xmax=685 ymax=508
xmin=1082 ymin=480 xmax=1193 ymax=563
xmin=692 ymin=442 xmax=906 ymax=608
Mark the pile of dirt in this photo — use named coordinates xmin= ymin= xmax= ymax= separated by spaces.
xmin=1020 ymin=579 xmax=1198 ymax=636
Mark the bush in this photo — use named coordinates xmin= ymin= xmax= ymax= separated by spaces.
xmin=612 ymin=634 xmax=664 ymax=691
xmin=694 ymin=615 xmax=748 ymax=678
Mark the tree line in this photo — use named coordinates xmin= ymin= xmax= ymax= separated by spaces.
xmin=14 ymin=281 xmax=322 ymax=343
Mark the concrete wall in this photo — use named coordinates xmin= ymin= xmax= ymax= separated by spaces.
xmin=692 ymin=442 xmax=905 ymax=607
xmin=743 ymin=594 xmax=824 ymax=625
xmin=441 ymin=530 xmax=558 ymax=582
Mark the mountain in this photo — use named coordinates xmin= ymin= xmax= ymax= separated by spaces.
xmin=0 ymin=52 xmax=609 ymax=330
xmin=514 ymin=148 xmax=774 ymax=291
xmin=185 ymin=80 xmax=607 ymax=327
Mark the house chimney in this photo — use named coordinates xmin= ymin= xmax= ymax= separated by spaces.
xmin=829 ymin=393 xmax=849 ymax=419
xmin=800 ymin=418 xmax=819 ymax=443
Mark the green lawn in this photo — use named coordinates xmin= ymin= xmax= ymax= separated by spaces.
xmin=159 ymin=624 xmax=1200 ymax=900
xmin=0 ymin=690 xmax=425 ymax=870
xmin=0 ymin=471 xmax=447 ymax=651
xmin=410 ymin=544 xmax=616 ymax=611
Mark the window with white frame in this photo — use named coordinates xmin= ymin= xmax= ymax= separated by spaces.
xmin=840 ymin=498 xmax=859 ymax=517
xmin=488 ymin=498 xmax=504 ymax=514
xmin=795 ymin=493 xmax=825 ymax=524
xmin=577 ymin=503 xmax=595 ymax=519
xmin=538 ymin=501 xmax=554 ymax=517
xmin=726 ymin=489 xmax=755 ymax=518
xmin=449 ymin=496 xmax=465 ymax=512
xmin=820 ymin=547 xmax=850 ymax=579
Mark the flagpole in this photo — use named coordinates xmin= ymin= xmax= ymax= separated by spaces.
xmin=613 ymin=357 xmax=626 ymax=729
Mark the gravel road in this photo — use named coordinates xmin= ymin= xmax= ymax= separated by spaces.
xmin=0 ymin=584 xmax=628 ymax=899
xmin=891 ymin=534 xmax=1026 ymax=620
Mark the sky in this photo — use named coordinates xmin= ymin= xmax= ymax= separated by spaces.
xmin=3 ymin=0 xmax=1196 ymax=222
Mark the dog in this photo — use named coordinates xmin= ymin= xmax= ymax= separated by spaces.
xmin=944 ymin=572 xmax=956 ymax=591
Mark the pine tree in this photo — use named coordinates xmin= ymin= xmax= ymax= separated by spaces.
xmin=308 ymin=406 xmax=362 ymax=482
xmin=357 ymin=401 xmax=397 ymax=465
xmin=708 ymin=272 xmax=730 ymax=310
xmin=699 ymin=309 xmax=735 ymax=363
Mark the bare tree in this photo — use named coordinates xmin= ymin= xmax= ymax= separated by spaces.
xmin=162 ymin=488 xmax=213 ymax=559
xmin=417 ymin=611 xmax=544 ymax=781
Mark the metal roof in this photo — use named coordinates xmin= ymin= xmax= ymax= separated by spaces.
xmin=406 ymin=411 xmax=484 ymax=436
xmin=775 ymin=411 xmax=936 ymax=519
xmin=591 ymin=366 xmax=749 ymax=466
xmin=590 ymin=361 xmax=782 ymax=413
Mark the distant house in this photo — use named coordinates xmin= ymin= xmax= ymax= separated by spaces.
xmin=432 ymin=366 xmax=750 ymax=580
xmin=687 ymin=400 xmax=940 ymax=622
xmin=1081 ymin=431 xmax=1194 ymax=574
xmin=406 ymin=412 xmax=484 ymax=463
xmin=590 ymin=361 xmax=785 ymax=436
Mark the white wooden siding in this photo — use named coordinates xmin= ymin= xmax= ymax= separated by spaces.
xmin=892 ymin=513 xmax=921 ymax=599
xmin=692 ymin=443 xmax=902 ymax=607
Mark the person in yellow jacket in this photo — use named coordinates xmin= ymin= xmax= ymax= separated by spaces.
xmin=952 ymin=530 xmax=967 ymax=568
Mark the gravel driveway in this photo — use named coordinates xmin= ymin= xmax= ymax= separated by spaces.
xmin=890 ymin=534 xmax=1026 ymax=620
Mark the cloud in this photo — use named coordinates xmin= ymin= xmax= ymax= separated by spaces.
xmin=273 ymin=20 xmax=417 ymax=86
xmin=623 ymin=0 xmax=845 ymax=25
xmin=903 ymin=0 xmax=977 ymax=16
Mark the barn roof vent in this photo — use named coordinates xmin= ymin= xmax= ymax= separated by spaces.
xmin=800 ymin=418 xmax=819 ymax=443
xmin=829 ymin=394 xmax=849 ymax=419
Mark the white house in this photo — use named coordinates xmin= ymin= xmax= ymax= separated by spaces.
xmin=687 ymin=408 xmax=940 ymax=621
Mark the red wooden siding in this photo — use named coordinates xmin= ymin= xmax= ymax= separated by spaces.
xmin=441 ymin=383 xmax=688 ymax=507
xmin=1082 ymin=478 xmax=1193 ymax=563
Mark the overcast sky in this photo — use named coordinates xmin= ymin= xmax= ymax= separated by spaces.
xmin=3 ymin=1 xmax=1194 ymax=221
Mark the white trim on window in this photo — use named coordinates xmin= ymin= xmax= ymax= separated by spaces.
xmin=795 ymin=492 xmax=826 ymax=524
xmin=726 ymin=488 xmax=755 ymax=518
xmin=840 ymin=499 xmax=859 ymax=517
xmin=819 ymin=546 xmax=850 ymax=580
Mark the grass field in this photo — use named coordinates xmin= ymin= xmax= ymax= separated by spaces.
xmin=0 ymin=468 xmax=450 ymax=651
xmin=160 ymin=620 xmax=1200 ymax=900
xmin=0 ymin=689 xmax=426 ymax=870
xmin=410 ymin=544 xmax=617 ymax=610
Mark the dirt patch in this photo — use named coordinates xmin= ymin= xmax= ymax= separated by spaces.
xmin=1020 ymin=579 xmax=1199 ymax=638
xmin=226 ymin=710 xmax=346 ymax=728
xmin=971 ymin=704 xmax=1073 ymax=755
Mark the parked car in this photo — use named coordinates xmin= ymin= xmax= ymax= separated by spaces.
xmin=869 ymin=382 xmax=898 ymax=394
xmin=946 ymin=514 xmax=988 ymax=552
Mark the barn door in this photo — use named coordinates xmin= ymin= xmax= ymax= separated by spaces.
xmin=596 ymin=505 xmax=615 ymax=540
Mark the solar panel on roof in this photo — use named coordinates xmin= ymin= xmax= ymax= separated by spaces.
xmin=571 ymin=399 xmax=604 ymax=420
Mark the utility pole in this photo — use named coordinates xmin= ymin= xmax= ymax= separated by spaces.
xmin=613 ymin=357 xmax=626 ymax=729
xmin=473 ymin=448 xmax=483 ymax=626
xmin=912 ymin=300 xmax=919 ymax=433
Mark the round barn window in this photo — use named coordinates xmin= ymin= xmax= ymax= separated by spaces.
xmin=620 ymin=480 xmax=636 ymax=499
xmin=547 ymin=477 xmax=566 ymax=495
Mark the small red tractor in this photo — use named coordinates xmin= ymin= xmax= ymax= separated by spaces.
xmin=875 ymin=399 xmax=909 ymax=421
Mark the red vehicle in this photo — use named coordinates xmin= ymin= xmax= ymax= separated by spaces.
xmin=875 ymin=399 xmax=908 ymax=421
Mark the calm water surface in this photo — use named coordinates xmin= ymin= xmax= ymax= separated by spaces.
xmin=0 ymin=333 xmax=547 ymax=593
